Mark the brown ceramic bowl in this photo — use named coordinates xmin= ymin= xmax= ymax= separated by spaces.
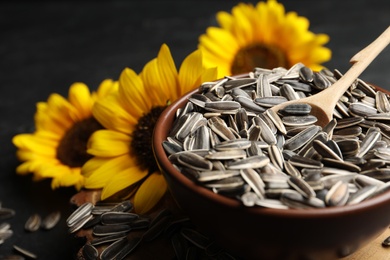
xmin=152 ymin=87 xmax=390 ymax=260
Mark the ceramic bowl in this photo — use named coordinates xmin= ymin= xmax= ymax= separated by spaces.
xmin=152 ymin=87 xmax=390 ymax=260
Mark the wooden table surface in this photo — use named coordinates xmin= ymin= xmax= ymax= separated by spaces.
xmin=344 ymin=228 xmax=389 ymax=260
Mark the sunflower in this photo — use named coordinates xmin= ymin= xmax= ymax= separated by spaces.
xmin=12 ymin=80 xmax=118 ymax=190
xmin=82 ymin=44 xmax=218 ymax=214
xmin=198 ymin=0 xmax=332 ymax=78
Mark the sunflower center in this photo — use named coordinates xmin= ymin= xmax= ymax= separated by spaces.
xmin=56 ymin=117 xmax=103 ymax=168
xmin=131 ymin=106 xmax=166 ymax=173
xmin=231 ymin=43 xmax=288 ymax=75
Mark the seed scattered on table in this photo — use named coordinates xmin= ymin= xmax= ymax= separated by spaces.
xmin=383 ymin=235 xmax=390 ymax=247
xmin=24 ymin=213 xmax=41 ymax=232
xmin=13 ymin=245 xmax=37 ymax=259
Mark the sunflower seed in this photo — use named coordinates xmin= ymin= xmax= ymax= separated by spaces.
xmin=335 ymin=116 xmax=364 ymax=129
xmin=24 ymin=214 xmax=41 ymax=232
xmin=356 ymin=127 xmax=381 ymax=157
xmin=284 ymin=125 xmax=320 ymax=151
xmin=349 ymin=102 xmax=377 ymax=116
xmin=0 ymin=208 xmax=15 ymax=220
xmin=208 ymin=117 xmax=236 ymax=141
xmin=213 ymin=139 xmax=252 ymax=151
xmin=240 ymin=168 xmax=265 ymax=198
xmin=281 ymin=103 xmax=312 ymax=115
xmin=312 ymin=139 xmax=343 ymax=161
xmin=171 ymin=232 xmax=189 ymax=260
xmin=91 ymin=232 xmax=128 ymax=246
xmin=347 ymin=185 xmax=378 ymax=205
xmin=265 ymin=109 xmax=286 ymax=135
xmin=268 ymin=144 xmax=284 ymax=170
xmin=13 ymin=245 xmax=37 ymax=259
xmin=322 ymin=158 xmax=361 ymax=172
xmin=289 ymin=155 xmax=323 ymax=168
xmin=226 ymin=155 xmax=270 ymax=170
xmin=299 ymin=66 xmax=313 ymax=83
xmin=100 ymin=212 xmax=139 ymax=225
xmin=282 ymin=115 xmax=318 ymax=126
xmin=205 ymin=150 xmax=247 ymax=160
xmin=0 ymin=228 xmax=13 ymax=241
xmin=325 ymin=181 xmax=349 ymax=206
xmin=241 ymin=191 xmax=261 ymax=207
xmin=312 ymin=71 xmax=331 ymax=90
xmin=115 ymin=237 xmax=142 ymax=260
xmin=224 ymin=77 xmax=256 ymax=90
xmin=280 ymin=83 xmax=300 ymax=100
xmin=69 ymin=214 xmax=93 ymax=233
xmin=180 ymin=228 xmax=210 ymax=250
xmin=288 ymin=176 xmax=316 ymax=198
xmin=142 ymin=215 xmax=171 ymax=242
xmin=361 ymin=168 xmax=390 ymax=181
xmin=177 ymin=152 xmax=213 ymax=171
xmin=255 ymin=198 xmax=290 ymax=209
xmin=93 ymin=224 xmax=131 ymax=236
xmin=204 ymin=101 xmax=241 ymax=112
xmin=333 ymin=126 xmax=362 ymax=138
xmin=254 ymin=96 xmax=288 ymax=107
xmin=41 ymin=211 xmax=61 ymax=230
xmin=67 ymin=202 xmax=93 ymax=227
xmin=203 ymin=176 xmax=245 ymax=189
xmin=82 ymin=243 xmax=99 ymax=260
xmin=382 ymin=236 xmax=390 ymax=247
xmin=280 ymin=191 xmax=324 ymax=209
xmin=252 ymin=116 xmax=277 ymax=145
xmin=100 ymin=237 xmax=129 ymax=260
xmin=197 ymin=170 xmax=241 ymax=182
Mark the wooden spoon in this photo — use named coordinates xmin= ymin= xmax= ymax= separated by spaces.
xmin=270 ymin=26 xmax=390 ymax=127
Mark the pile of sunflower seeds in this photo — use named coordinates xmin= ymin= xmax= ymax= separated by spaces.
xmin=163 ymin=63 xmax=390 ymax=209
xmin=69 ymin=201 xmax=238 ymax=260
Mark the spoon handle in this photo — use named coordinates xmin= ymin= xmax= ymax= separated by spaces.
xmin=350 ymin=26 xmax=390 ymax=65
xmin=326 ymin=26 xmax=390 ymax=101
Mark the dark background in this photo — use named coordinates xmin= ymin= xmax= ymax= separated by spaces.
xmin=0 ymin=0 xmax=389 ymax=259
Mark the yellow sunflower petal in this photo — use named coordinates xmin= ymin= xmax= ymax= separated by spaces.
xmin=140 ymin=58 xmax=170 ymax=106
xmin=95 ymin=79 xmax=119 ymax=99
xmin=12 ymin=134 xmax=56 ymax=157
xmin=51 ymin=167 xmax=84 ymax=190
xmin=46 ymin=93 xmax=79 ymax=124
xmin=92 ymin=93 xmax=137 ymax=134
xmin=34 ymin=100 xmax=73 ymax=133
xmin=156 ymin=44 xmax=179 ymax=97
xmin=178 ymin=49 xmax=219 ymax=95
xmin=87 ymin=129 xmax=131 ymax=157
xmin=15 ymin=160 xmax=51 ymax=175
xmin=68 ymin=83 xmax=93 ymax=119
xmin=178 ymin=49 xmax=203 ymax=94
xmin=118 ymin=68 xmax=152 ymax=118
xmin=229 ymin=4 xmax=254 ymax=45
xmin=15 ymin=150 xmax=55 ymax=163
xmin=83 ymin=154 xmax=137 ymax=187
xmin=134 ymin=172 xmax=168 ymax=214
xmin=216 ymin=11 xmax=233 ymax=30
xmin=101 ymin=167 xmax=148 ymax=200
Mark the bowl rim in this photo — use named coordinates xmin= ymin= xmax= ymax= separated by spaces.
xmin=153 ymin=86 xmax=390 ymax=219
